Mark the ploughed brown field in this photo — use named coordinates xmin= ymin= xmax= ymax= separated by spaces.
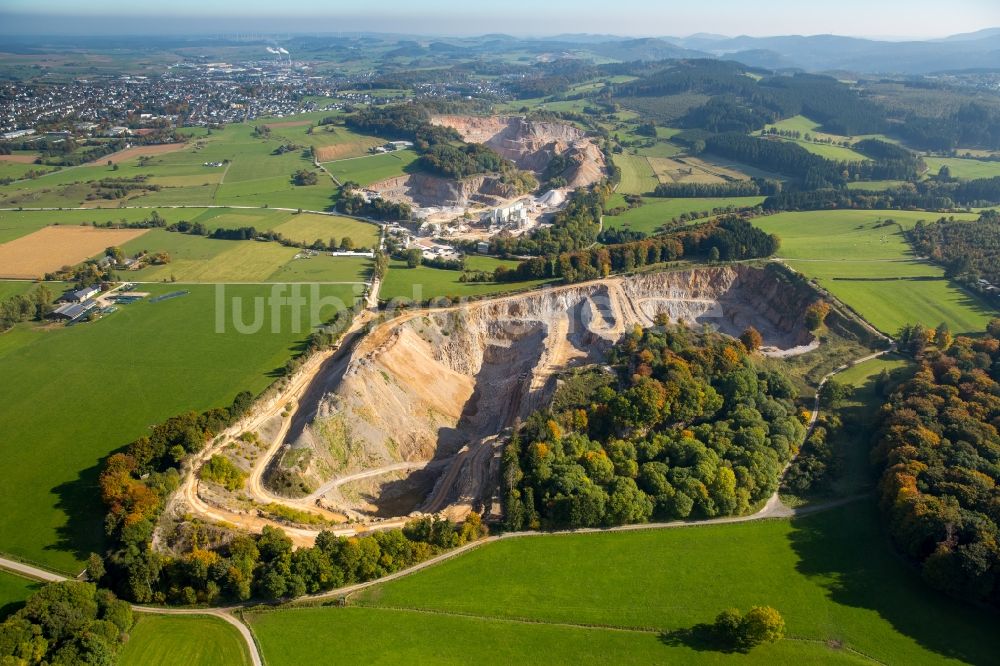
xmin=0 ymin=154 xmax=39 ymax=164
xmin=91 ymin=142 xmax=188 ymax=165
xmin=0 ymin=226 xmax=148 ymax=278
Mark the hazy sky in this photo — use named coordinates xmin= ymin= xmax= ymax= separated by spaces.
xmin=2 ymin=0 xmax=999 ymax=38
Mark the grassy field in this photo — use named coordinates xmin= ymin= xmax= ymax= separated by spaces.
xmin=0 ymin=282 xmax=358 ymax=572
xmin=635 ymin=141 xmax=683 ymax=158
xmin=0 ymin=279 xmax=46 ymax=300
xmin=922 ymin=156 xmax=1000 ymax=180
xmin=613 ymin=153 xmax=659 ymax=195
xmin=271 ymin=213 xmax=380 ymax=249
xmin=321 ymin=150 xmax=419 ymax=187
xmin=755 ymin=209 xmax=971 ymax=260
xmin=825 ymin=354 xmax=913 ymax=496
xmin=0 ymin=120 xmax=342 ymax=210
xmin=647 ymin=155 xmax=751 ymax=185
xmin=0 ymin=571 xmax=40 ymax=620
xmin=846 ymin=180 xmax=908 ymax=191
xmin=251 ymin=501 xmax=996 ymax=665
xmin=808 ymin=273 xmax=993 ymax=335
xmin=604 ymin=196 xmax=766 ymax=234
xmin=120 ymin=615 xmax=251 ymax=666
xmin=266 ymin=255 xmax=372 ymax=283
xmin=118 ymin=231 xmax=297 ymax=283
xmin=752 ymin=210 xmax=995 ymax=334
xmin=774 ymin=138 xmax=869 ymax=162
xmin=380 ymin=260 xmax=549 ymax=302
xmin=251 ymin=606 xmax=864 ymax=665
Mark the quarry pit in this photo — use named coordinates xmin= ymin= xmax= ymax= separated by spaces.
xmin=368 ymin=114 xmax=606 ymax=212
xmin=265 ymin=265 xmax=819 ymax=523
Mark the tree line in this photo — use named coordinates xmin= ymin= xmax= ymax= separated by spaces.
xmin=503 ymin=323 xmax=805 ymax=529
xmin=908 ymin=211 xmax=1000 ymax=285
xmin=494 ymin=215 xmax=780 ymax=285
xmin=873 ymin=321 xmax=1000 ymax=607
xmin=762 ymin=177 xmax=1000 ymax=212
xmin=0 ymin=284 xmax=54 ymax=332
xmin=336 ymin=187 xmax=413 ymax=221
xmin=652 ymin=178 xmax=777 ymax=198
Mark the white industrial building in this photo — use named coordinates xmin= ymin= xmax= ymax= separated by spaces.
xmin=488 ymin=201 xmax=528 ymax=227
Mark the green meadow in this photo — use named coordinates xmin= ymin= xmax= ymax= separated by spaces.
xmin=613 ymin=153 xmax=659 ymax=195
xmin=380 ymin=259 xmax=549 ymax=302
xmin=753 ymin=210 xmax=996 ymax=334
xmin=605 ymin=196 xmax=766 ymax=234
xmin=121 ymin=615 xmax=251 ymax=666
xmin=251 ymin=502 xmax=996 ymax=665
xmin=271 ymin=213 xmax=380 ymax=249
xmin=0 ymin=282 xmax=358 ymax=572
xmin=0 ymin=119 xmax=345 ymax=211
xmin=0 ymin=571 xmax=41 ymax=620
xmin=321 ymin=150 xmax=419 ymax=187
xmin=922 ymin=156 xmax=1000 ymax=180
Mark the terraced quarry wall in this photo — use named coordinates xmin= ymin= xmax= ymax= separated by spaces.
xmin=267 ymin=265 xmax=818 ymax=519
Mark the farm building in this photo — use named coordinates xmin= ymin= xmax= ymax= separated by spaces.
xmin=49 ymin=300 xmax=97 ymax=322
xmin=59 ymin=286 xmax=100 ymax=303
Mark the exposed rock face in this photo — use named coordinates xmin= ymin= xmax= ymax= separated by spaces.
xmin=371 ymin=172 xmax=517 ymax=208
xmin=431 ymin=114 xmax=606 ymax=188
xmin=368 ymin=115 xmax=605 ymax=208
xmin=270 ymin=266 xmax=817 ymax=514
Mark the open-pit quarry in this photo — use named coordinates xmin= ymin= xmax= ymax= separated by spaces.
xmin=368 ymin=115 xmax=606 ymax=212
xmin=187 ymin=265 xmax=814 ymax=538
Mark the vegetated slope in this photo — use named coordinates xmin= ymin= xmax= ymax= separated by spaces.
xmin=431 ymin=115 xmax=606 ymax=188
xmin=502 ymin=324 xmax=805 ymax=529
xmin=268 ymin=266 xmax=818 ymax=518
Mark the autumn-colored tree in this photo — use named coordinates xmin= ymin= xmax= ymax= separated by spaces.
xmin=804 ymin=300 xmax=831 ymax=330
xmin=740 ymin=326 xmax=763 ymax=352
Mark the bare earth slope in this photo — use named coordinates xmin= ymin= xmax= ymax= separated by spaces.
xmin=269 ymin=266 xmax=816 ymax=520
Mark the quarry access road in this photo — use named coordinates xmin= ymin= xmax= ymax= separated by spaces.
xmin=176 ymin=275 xmax=403 ymax=543
xmin=305 ymin=460 xmax=447 ymax=503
